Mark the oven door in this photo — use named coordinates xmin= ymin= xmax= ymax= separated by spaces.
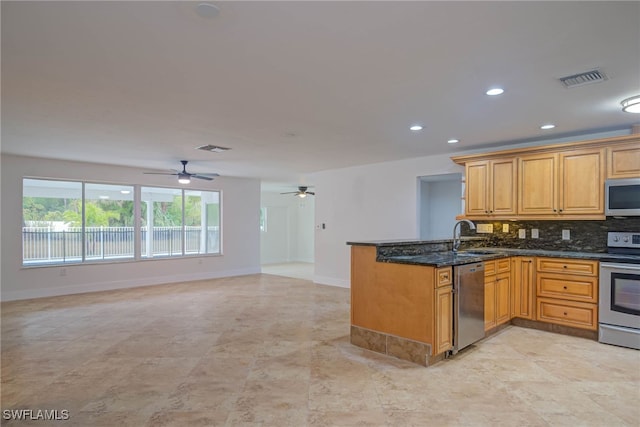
xmin=599 ymin=263 xmax=640 ymax=349
xmin=599 ymin=263 xmax=640 ymax=328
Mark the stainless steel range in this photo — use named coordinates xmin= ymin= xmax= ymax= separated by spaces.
xmin=599 ymin=232 xmax=640 ymax=350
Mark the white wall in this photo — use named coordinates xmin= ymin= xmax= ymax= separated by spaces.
xmin=1 ymin=154 xmax=261 ymax=301
xmin=312 ymin=153 xmax=463 ymax=287
xmin=260 ymin=191 xmax=314 ymax=264
xmin=420 ymin=176 xmax=463 ymax=239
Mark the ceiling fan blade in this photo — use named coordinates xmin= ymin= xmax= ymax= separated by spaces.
xmin=143 ymin=172 xmax=179 ymax=176
xmin=192 ymin=175 xmax=214 ymax=181
xmin=306 ymin=192 xmax=315 ymax=195
xmin=193 ymin=173 xmax=220 ymax=178
xmin=280 ymin=192 xmax=297 ymax=194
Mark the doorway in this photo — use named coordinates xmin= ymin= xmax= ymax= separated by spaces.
xmin=418 ymin=173 xmax=463 ymax=240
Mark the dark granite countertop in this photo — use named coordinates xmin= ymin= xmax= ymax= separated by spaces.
xmin=378 ymin=247 xmax=640 ymax=268
xmin=346 ymin=237 xmax=485 ymax=247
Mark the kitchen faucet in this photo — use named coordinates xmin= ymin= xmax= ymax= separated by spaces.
xmin=452 ymin=219 xmax=476 ymax=252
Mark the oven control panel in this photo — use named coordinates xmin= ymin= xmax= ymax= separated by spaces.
xmin=608 ymin=232 xmax=640 ymax=248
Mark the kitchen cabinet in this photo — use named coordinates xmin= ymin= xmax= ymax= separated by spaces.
xmin=465 ymin=158 xmax=517 ymax=217
xmin=607 ymin=143 xmax=640 ymax=179
xmin=435 ymin=267 xmax=453 ymax=355
xmin=451 ymin=133 xmax=638 ymax=220
xmin=484 ymin=258 xmax=511 ymax=331
xmin=535 ymin=257 xmax=598 ymax=330
xmin=511 ymin=257 xmax=535 ymax=320
xmin=518 ymin=148 xmax=604 ymax=216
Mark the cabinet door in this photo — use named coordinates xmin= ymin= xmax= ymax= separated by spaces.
xmin=559 ymin=149 xmax=604 ymax=215
xmin=518 ymin=153 xmax=558 ymax=215
xmin=495 ymin=273 xmax=511 ymax=325
xmin=511 ymin=257 xmax=535 ymax=320
xmin=607 ymin=144 xmax=640 ymax=179
xmin=435 ymin=286 xmax=453 ymax=354
xmin=465 ymin=161 xmax=489 ymax=215
xmin=484 ymin=276 xmax=496 ymax=331
xmin=490 ymin=158 xmax=517 ymax=215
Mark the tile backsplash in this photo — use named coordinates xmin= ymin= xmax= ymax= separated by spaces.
xmin=462 ymin=217 xmax=640 ymax=253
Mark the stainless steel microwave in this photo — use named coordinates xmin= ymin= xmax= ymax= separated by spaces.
xmin=605 ymin=178 xmax=640 ymax=216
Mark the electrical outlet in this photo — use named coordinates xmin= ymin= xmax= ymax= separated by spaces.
xmin=531 ymin=229 xmax=539 ymax=239
xmin=502 ymin=224 xmax=509 ymax=233
xmin=477 ymin=224 xmax=494 ymax=233
xmin=562 ymin=229 xmax=570 ymax=240
xmin=518 ymin=229 xmax=526 ymax=239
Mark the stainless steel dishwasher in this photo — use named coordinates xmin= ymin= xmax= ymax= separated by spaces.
xmin=452 ymin=262 xmax=485 ymax=354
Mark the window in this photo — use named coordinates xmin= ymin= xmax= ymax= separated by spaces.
xmin=23 ymin=179 xmax=83 ymax=264
xmin=140 ymin=187 xmax=220 ymax=258
xmin=84 ymin=183 xmax=135 ymax=261
xmin=22 ymin=178 xmax=221 ymax=266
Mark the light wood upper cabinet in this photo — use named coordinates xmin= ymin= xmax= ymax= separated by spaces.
xmin=451 ymin=134 xmax=638 ymax=220
xmin=518 ymin=153 xmax=557 ymax=215
xmin=518 ymin=148 xmax=604 ymax=216
xmin=607 ymin=143 xmax=640 ymax=179
xmin=465 ymin=158 xmax=517 ymax=217
xmin=559 ymin=148 xmax=604 ymax=215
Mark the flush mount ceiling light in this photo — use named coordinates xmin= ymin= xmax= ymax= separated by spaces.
xmin=485 ymin=88 xmax=504 ymax=96
xmin=621 ymin=95 xmax=640 ymax=113
xmin=409 ymin=125 xmax=423 ymax=131
xmin=540 ymin=124 xmax=556 ymax=130
xmin=178 ymin=174 xmax=191 ymax=185
xmin=195 ymin=2 xmax=220 ymax=19
xmin=447 ymin=139 xmax=459 ymax=144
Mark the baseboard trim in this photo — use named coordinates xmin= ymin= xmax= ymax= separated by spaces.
xmin=1 ymin=268 xmax=261 ymax=302
xmin=313 ymin=275 xmax=350 ymax=288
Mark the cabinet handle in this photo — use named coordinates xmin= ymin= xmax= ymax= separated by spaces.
xmin=564 ymin=312 xmax=568 ymax=316
xmin=553 ymin=209 xmax=557 ymax=212
xmin=563 ymin=265 xmax=567 ymax=269
xmin=563 ymin=286 xmax=568 ymax=290
xmin=559 ymin=209 xmax=563 ymax=213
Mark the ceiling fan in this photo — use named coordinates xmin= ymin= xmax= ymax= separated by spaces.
xmin=281 ymin=186 xmax=315 ymax=198
xmin=143 ymin=160 xmax=219 ymax=184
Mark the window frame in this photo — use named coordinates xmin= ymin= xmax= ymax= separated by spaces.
xmin=22 ymin=177 xmax=222 ymax=267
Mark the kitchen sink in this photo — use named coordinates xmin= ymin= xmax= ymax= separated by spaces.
xmin=453 ymin=250 xmax=496 ymax=257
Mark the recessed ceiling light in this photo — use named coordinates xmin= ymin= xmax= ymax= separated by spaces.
xmin=540 ymin=124 xmax=556 ymax=130
xmin=447 ymin=139 xmax=459 ymax=144
xmin=410 ymin=125 xmax=423 ymax=131
xmin=486 ymin=88 xmax=504 ymax=96
xmin=621 ymin=95 xmax=640 ymax=113
xmin=195 ymin=2 xmax=220 ymax=19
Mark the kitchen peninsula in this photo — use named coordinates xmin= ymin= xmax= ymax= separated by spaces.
xmin=347 ymin=238 xmax=639 ymax=366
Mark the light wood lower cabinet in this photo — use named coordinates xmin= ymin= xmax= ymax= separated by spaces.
xmin=511 ymin=257 xmax=536 ymax=320
xmin=435 ymin=284 xmax=453 ymax=355
xmin=535 ymin=257 xmax=599 ymax=330
xmin=484 ymin=259 xmax=511 ymax=331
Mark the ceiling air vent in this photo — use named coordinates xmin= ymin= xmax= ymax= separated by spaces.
xmin=196 ymin=144 xmax=230 ymax=153
xmin=559 ymin=69 xmax=608 ymax=88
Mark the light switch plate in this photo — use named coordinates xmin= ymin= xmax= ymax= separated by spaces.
xmin=562 ymin=229 xmax=570 ymax=240
xmin=532 ymin=229 xmax=539 ymax=239
xmin=518 ymin=229 xmax=526 ymax=239
xmin=502 ymin=224 xmax=509 ymax=233
xmin=477 ymin=224 xmax=494 ymax=233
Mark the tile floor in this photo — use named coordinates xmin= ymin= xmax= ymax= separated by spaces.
xmin=261 ymin=262 xmax=314 ymax=281
xmin=1 ymin=273 xmax=639 ymax=426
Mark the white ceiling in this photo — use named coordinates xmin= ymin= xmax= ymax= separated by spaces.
xmin=2 ymin=1 xmax=639 ymax=191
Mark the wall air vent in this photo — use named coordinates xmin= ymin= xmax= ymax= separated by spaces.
xmin=196 ymin=145 xmax=230 ymax=153
xmin=559 ymin=69 xmax=608 ymax=88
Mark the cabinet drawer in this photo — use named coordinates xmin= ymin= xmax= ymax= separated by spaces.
xmin=436 ymin=267 xmax=452 ymax=287
xmin=496 ymin=258 xmax=511 ymax=273
xmin=484 ymin=260 xmax=496 ymax=276
xmin=536 ymin=297 xmax=598 ymax=330
xmin=536 ymin=258 xmax=598 ymax=276
xmin=536 ymin=273 xmax=598 ymax=303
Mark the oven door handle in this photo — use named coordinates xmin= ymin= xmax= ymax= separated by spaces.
xmin=601 ymin=262 xmax=640 ymax=272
